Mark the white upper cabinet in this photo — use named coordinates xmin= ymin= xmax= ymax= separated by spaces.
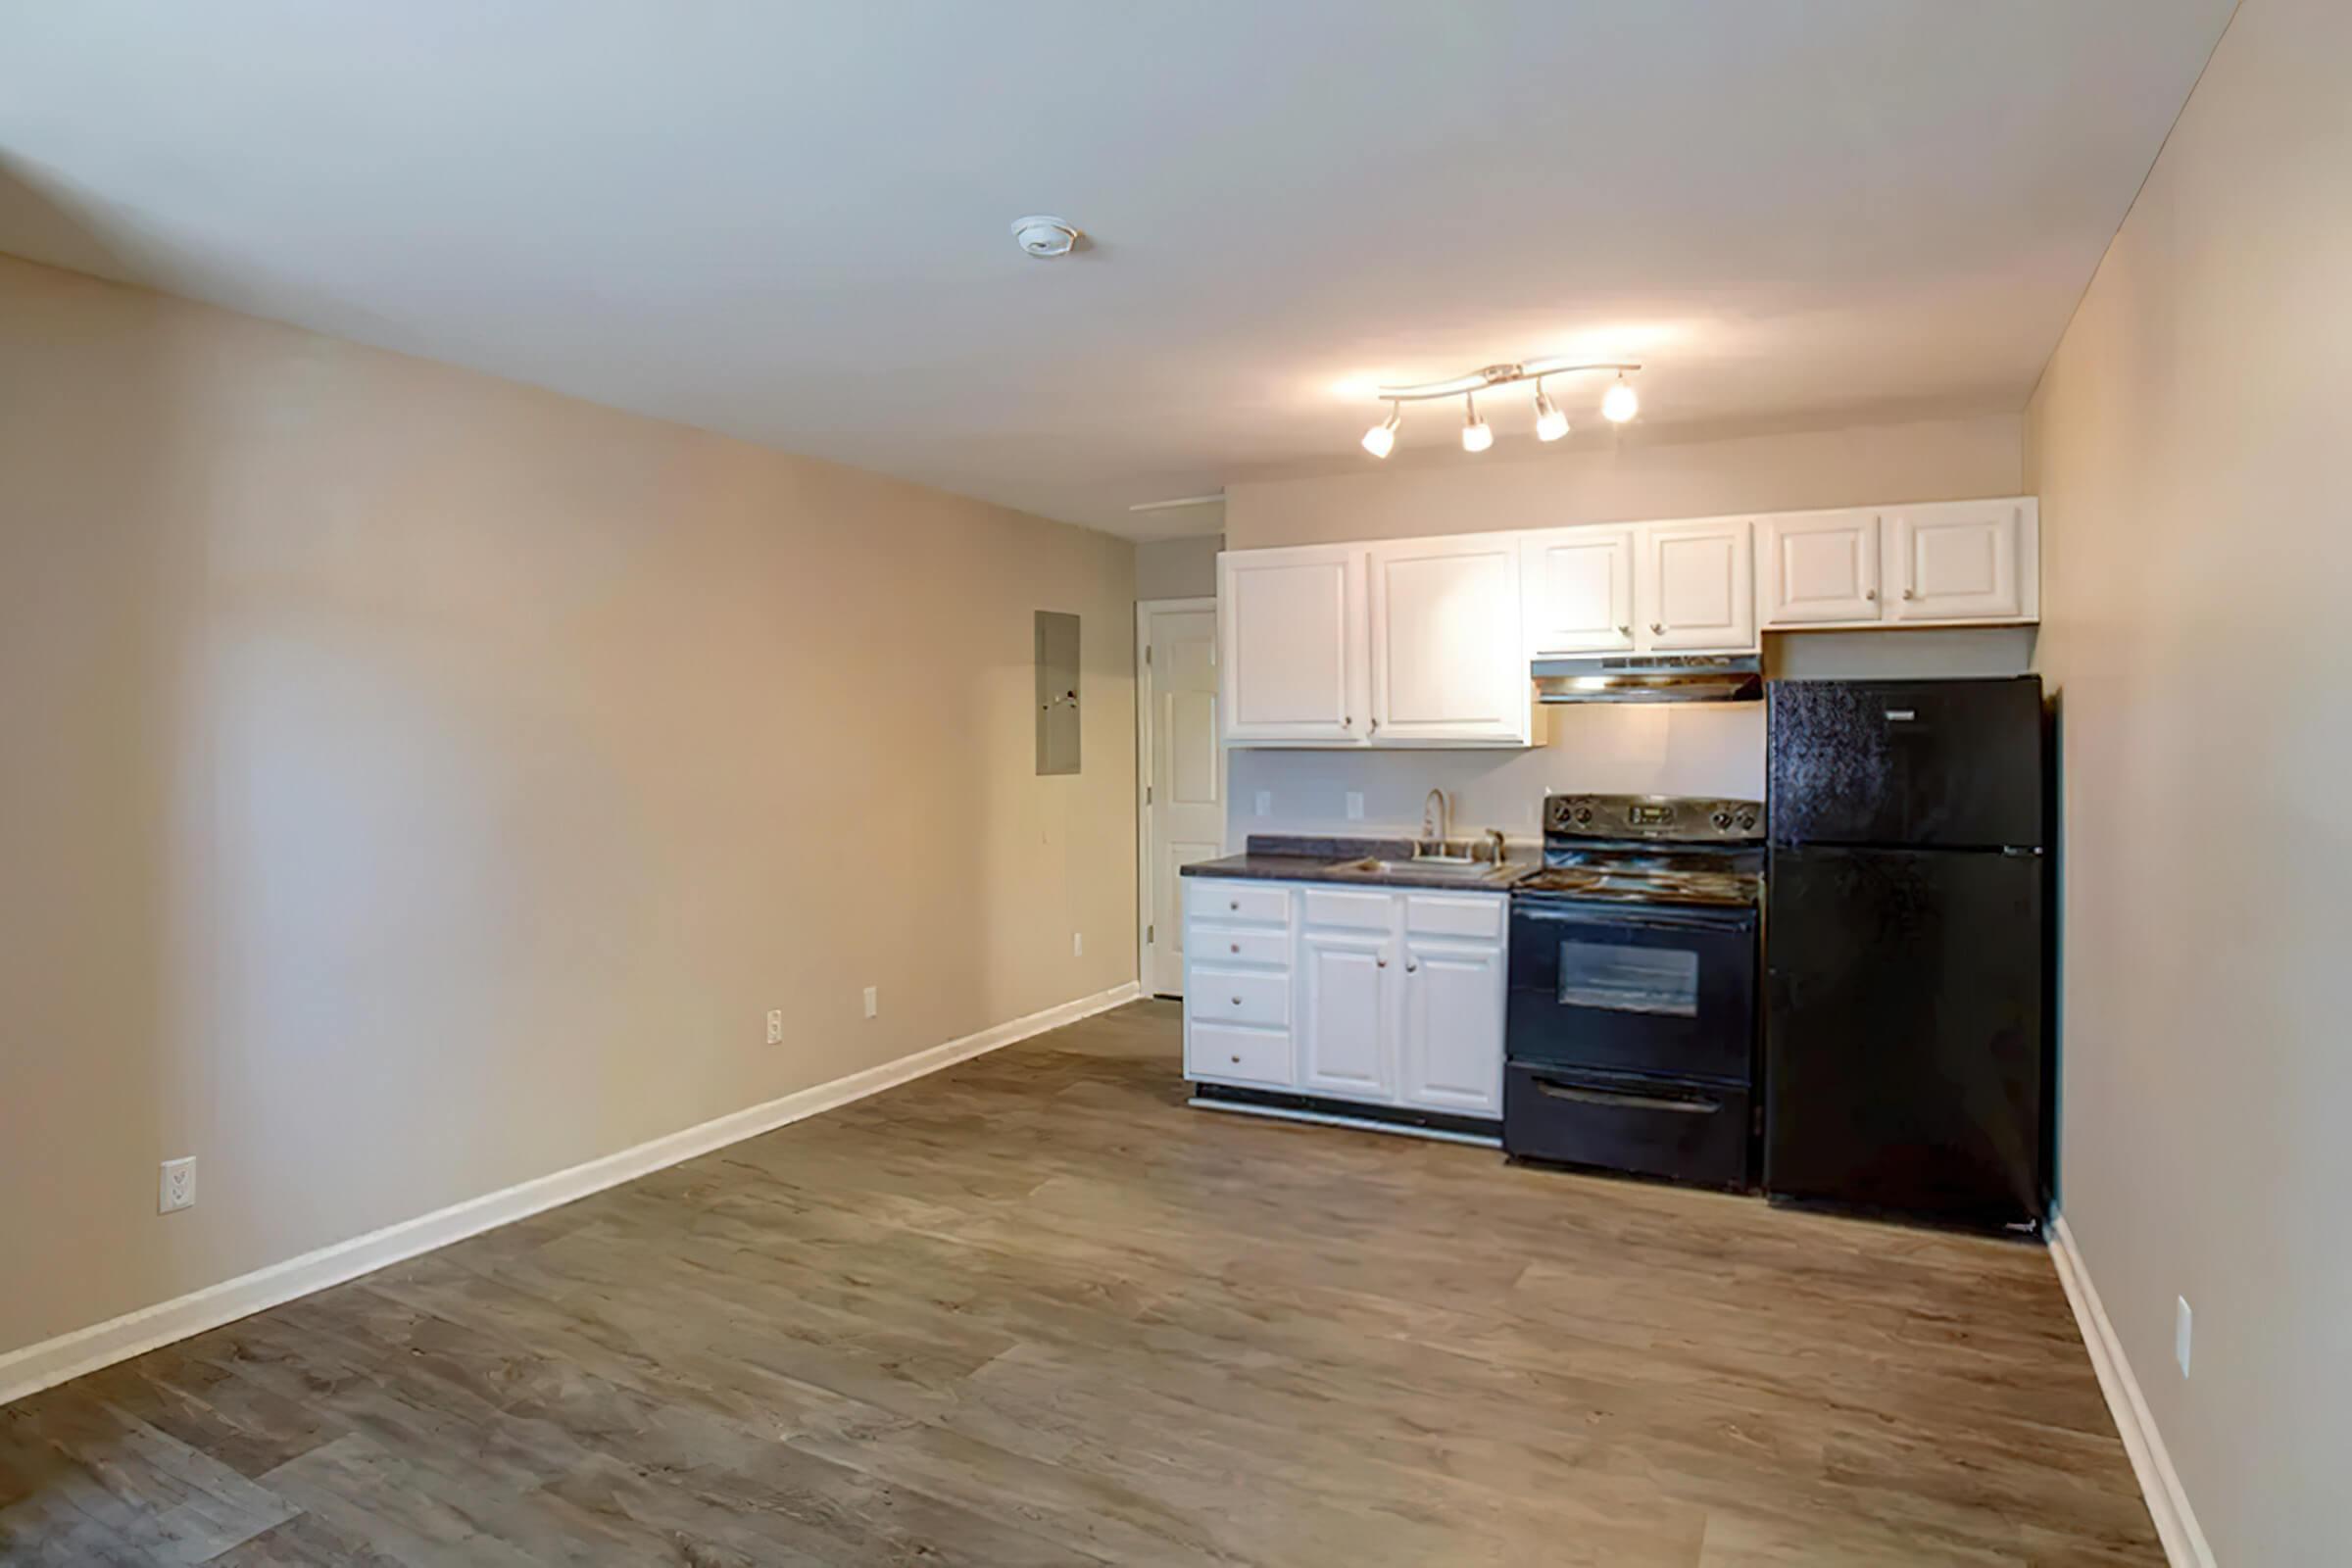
xmin=1218 ymin=545 xmax=1367 ymax=743
xmin=1522 ymin=526 xmax=1635 ymax=655
xmin=1368 ymin=534 xmax=1529 ymax=745
xmin=1639 ymin=517 xmax=1756 ymax=653
xmin=1759 ymin=510 xmax=1884 ymax=626
xmin=1889 ymin=499 xmax=2038 ymax=622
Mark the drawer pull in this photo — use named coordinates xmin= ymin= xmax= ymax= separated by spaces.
xmin=1229 ymin=943 xmax=1240 ymax=954
xmin=1532 ymin=1077 xmax=1719 ymax=1115
xmin=1229 ymin=1054 xmax=1242 ymax=1064
xmin=1230 ymin=996 xmax=1243 ymax=1006
xmin=1229 ymin=901 xmax=1240 ymax=911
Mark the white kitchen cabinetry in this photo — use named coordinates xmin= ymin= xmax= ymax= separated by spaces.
xmin=1755 ymin=498 xmax=2039 ymax=629
xmin=1367 ymin=533 xmax=1528 ymax=744
xmin=1758 ymin=510 xmax=1883 ymax=625
xmin=1183 ymin=877 xmax=1506 ymax=1123
xmin=1218 ymin=545 xmax=1366 ymax=744
xmin=1890 ymin=500 xmax=2036 ymax=622
xmin=1521 ymin=526 xmax=1636 ymax=655
xmin=1640 ymin=516 xmax=1756 ymax=652
xmin=1219 ymin=536 xmax=1527 ymax=748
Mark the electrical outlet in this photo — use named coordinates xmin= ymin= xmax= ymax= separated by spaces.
xmin=1254 ymin=791 xmax=1272 ymax=817
xmin=2176 ymin=1296 xmax=2192 ymax=1377
xmin=159 ymin=1156 xmax=196 ymax=1214
xmin=1345 ymin=791 xmax=1364 ymax=820
xmin=862 ymin=985 xmax=878 ymax=1019
xmin=764 ymin=1008 xmax=784 ymax=1045
xmin=1072 ymin=932 xmax=1084 ymax=957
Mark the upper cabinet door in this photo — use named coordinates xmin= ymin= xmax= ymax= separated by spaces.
xmin=1218 ymin=547 xmax=1368 ymax=743
xmin=1758 ymin=511 xmax=1883 ymax=627
xmin=1888 ymin=500 xmax=2037 ymax=622
xmin=1367 ymin=535 xmax=1529 ymax=745
xmin=1639 ymin=518 xmax=1756 ymax=652
xmin=1522 ymin=527 xmax=1636 ymax=655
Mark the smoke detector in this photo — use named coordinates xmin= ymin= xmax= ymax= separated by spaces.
xmin=1010 ymin=216 xmax=1082 ymax=259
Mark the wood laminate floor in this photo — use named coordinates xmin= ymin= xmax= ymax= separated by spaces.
xmin=1 ymin=1001 xmax=2157 ymax=1566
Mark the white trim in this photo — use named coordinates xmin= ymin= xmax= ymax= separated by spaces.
xmin=2047 ymin=1212 xmax=2215 ymax=1568
xmin=1188 ymin=1095 xmax=1501 ymax=1148
xmin=0 ymin=981 xmax=1141 ymax=1410
xmin=1135 ymin=596 xmax=1221 ymax=1001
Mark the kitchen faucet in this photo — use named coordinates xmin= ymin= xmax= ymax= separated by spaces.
xmin=1420 ymin=788 xmax=1450 ymax=853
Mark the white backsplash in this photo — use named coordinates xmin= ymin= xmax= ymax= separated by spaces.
xmin=1226 ymin=703 xmax=1766 ymax=848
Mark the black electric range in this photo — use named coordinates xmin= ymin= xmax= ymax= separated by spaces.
xmin=1504 ymin=793 xmax=1765 ymax=1190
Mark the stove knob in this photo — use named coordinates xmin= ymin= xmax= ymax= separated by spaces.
xmin=1712 ymin=811 xmax=1732 ymax=829
xmin=1737 ymin=812 xmax=1757 ymax=831
xmin=1574 ymin=807 xmax=1592 ymax=824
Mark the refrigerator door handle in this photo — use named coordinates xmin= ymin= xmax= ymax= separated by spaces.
xmin=2000 ymin=846 xmax=2044 ymax=858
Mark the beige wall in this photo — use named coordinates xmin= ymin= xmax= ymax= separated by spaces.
xmin=2024 ymin=2 xmax=2349 ymax=1560
xmin=1223 ymin=413 xmax=2028 ymax=841
xmin=1135 ymin=532 xmax=1221 ymax=601
xmin=0 ymin=255 xmax=1138 ymax=1362
xmin=1222 ymin=412 xmax=2023 ymax=550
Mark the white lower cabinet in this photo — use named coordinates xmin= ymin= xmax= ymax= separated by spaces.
xmin=1183 ymin=877 xmax=1505 ymax=1121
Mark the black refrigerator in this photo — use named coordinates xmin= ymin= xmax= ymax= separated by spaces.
xmin=1764 ymin=676 xmax=2048 ymax=1232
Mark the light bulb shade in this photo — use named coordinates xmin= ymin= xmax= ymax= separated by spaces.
xmin=1532 ymin=389 xmax=1568 ymax=442
xmin=1460 ymin=415 xmax=1493 ymax=453
xmin=1601 ymin=380 xmax=1641 ymax=423
xmin=1361 ymin=422 xmax=1396 ymax=458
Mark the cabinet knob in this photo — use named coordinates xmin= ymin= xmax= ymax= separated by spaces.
xmin=1650 ymin=621 xmax=1664 ymax=634
xmin=1406 ymin=961 xmax=1419 ymax=973
xmin=1902 ymin=588 xmax=1918 ymax=601
xmin=1229 ymin=901 xmax=1240 ymax=911
xmin=1618 ymin=624 xmax=1632 ymax=637
xmin=1229 ymin=1054 xmax=1242 ymax=1064
xmin=1376 ymin=957 xmax=1388 ymax=968
xmin=1369 ymin=717 xmax=1379 ymax=733
xmin=1864 ymin=588 xmax=1878 ymax=602
xmin=1229 ymin=943 xmax=1240 ymax=954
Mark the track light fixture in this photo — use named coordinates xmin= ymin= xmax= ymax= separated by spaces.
xmin=1532 ymin=379 xmax=1569 ymax=442
xmin=1353 ymin=357 xmax=1641 ymax=456
xmin=1601 ymin=372 xmax=1640 ymax=423
xmin=1460 ymin=393 xmax=1493 ymax=453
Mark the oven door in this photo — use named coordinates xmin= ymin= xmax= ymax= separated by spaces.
xmin=1505 ymin=896 xmax=1758 ymax=1083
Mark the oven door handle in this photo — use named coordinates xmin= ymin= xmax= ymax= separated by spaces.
xmin=1527 ymin=1076 xmax=1722 ymax=1115
xmin=1513 ymin=907 xmax=1752 ymax=938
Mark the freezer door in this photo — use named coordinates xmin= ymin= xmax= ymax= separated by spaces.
xmin=1768 ymin=677 xmax=2043 ymax=849
xmin=1764 ymin=844 xmax=2046 ymax=1229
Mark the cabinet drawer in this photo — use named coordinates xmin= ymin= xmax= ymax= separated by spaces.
xmin=1189 ymin=966 xmax=1291 ymax=1028
xmin=1188 ymin=1022 xmax=1294 ymax=1087
xmin=1299 ymin=887 xmax=1396 ymax=931
xmin=1187 ymin=879 xmax=1291 ymax=926
xmin=1404 ymin=892 xmax=1505 ymax=941
xmin=1190 ymin=924 xmax=1291 ymax=968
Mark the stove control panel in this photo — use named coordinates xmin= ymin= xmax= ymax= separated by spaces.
xmin=1544 ymin=793 xmax=1764 ymax=842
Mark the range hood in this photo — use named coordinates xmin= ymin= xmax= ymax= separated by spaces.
xmin=1532 ymin=654 xmax=1762 ymax=704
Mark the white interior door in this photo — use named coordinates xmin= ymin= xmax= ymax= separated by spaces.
xmin=1140 ymin=601 xmax=1224 ymax=998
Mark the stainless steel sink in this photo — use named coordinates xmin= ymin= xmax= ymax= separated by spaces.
xmin=1333 ymin=857 xmax=1515 ymax=881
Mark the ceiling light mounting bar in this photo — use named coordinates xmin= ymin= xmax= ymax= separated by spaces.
xmin=1374 ymin=359 xmax=1642 ymax=402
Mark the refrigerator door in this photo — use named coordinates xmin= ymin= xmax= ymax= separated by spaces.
xmin=1765 ymin=844 xmax=2046 ymax=1229
xmin=1769 ymin=677 xmax=2043 ymax=849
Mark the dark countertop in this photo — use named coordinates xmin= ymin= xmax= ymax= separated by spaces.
xmin=1181 ymin=835 xmax=1531 ymax=892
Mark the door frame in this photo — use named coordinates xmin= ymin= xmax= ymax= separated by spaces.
xmin=1135 ymin=596 xmax=1224 ymax=998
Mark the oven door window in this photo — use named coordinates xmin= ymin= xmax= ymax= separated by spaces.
xmin=1556 ymin=940 xmax=1701 ymax=1017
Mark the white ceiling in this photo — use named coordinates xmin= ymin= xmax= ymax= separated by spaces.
xmin=0 ymin=2 xmax=2232 ymax=540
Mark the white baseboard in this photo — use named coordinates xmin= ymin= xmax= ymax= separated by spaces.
xmin=0 ymin=981 xmax=1140 ymax=1409
xmin=2046 ymin=1212 xmax=2215 ymax=1568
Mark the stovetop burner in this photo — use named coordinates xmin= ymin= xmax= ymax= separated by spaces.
xmin=1516 ymin=793 xmax=1767 ymax=908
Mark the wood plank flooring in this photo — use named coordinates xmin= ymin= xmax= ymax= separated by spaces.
xmin=1 ymin=1001 xmax=2158 ymax=1565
